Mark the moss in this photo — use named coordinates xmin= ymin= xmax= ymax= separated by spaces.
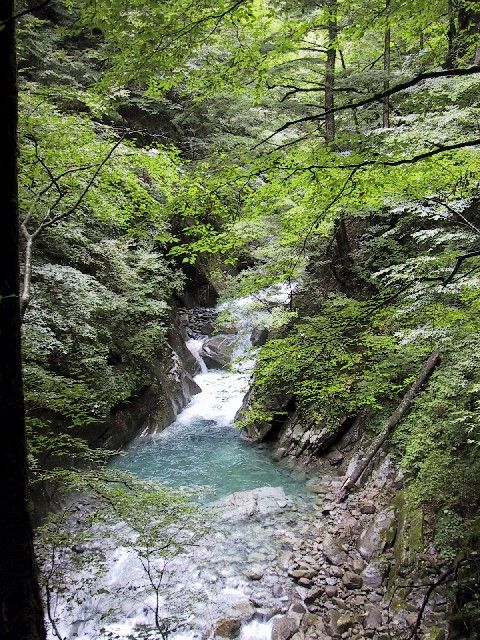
xmin=424 ymin=626 xmax=446 ymax=640
xmin=388 ymin=491 xmax=425 ymax=602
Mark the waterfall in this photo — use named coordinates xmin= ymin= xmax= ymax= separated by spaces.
xmin=186 ymin=338 xmax=208 ymax=374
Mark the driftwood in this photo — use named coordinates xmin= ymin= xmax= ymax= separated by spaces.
xmin=337 ymin=350 xmax=441 ymax=502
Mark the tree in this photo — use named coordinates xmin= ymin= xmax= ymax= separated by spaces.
xmin=0 ymin=2 xmax=46 ymax=638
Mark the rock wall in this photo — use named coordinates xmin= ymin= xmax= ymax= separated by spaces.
xmin=91 ymin=308 xmax=201 ymax=450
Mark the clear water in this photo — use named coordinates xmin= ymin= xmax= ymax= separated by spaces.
xmin=112 ymin=369 xmax=307 ymax=502
xmin=112 ymin=287 xmax=307 ymax=502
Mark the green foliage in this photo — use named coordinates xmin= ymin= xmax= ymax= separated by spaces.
xmin=242 ymin=294 xmax=426 ymax=430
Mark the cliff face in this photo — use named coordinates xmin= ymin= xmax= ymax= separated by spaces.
xmin=88 ymin=308 xmax=201 ymax=451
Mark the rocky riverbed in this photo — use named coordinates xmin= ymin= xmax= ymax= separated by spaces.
xmin=41 ymin=454 xmax=449 ymax=640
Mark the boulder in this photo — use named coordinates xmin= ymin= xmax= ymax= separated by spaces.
xmin=214 ymin=487 xmax=289 ymax=521
xmin=322 ymin=534 xmax=348 ymax=565
xmin=271 ymin=616 xmax=300 ymax=640
xmin=244 ymin=565 xmax=264 ymax=580
xmin=361 ymin=561 xmax=384 ymax=588
xmin=358 ymin=508 xmax=396 ymax=561
xmin=342 ymin=571 xmax=363 ymax=590
xmin=325 ymin=611 xmax=355 ymax=636
xmin=199 ymin=334 xmax=237 ymax=369
xmin=214 ymin=617 xmax=242 ymax=637
xmin=251 ymin=326 xmax=269 ymax=347
xmin=364 ymin=606 xmax=382 ymax=629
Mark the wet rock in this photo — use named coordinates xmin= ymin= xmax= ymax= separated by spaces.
xmin=214 ymin=617 xmax=242 ymax=637
xmin=251 ymin=326 xmax=269 ymax=347
xmin=200 ymin=334 xmax=237 ymax=369
xmin=325 ymin=585 xmax=338 ymax=597
xmin=271 ymin=616 xmax=300 ymax=640
xmin=342 ymin=572 xmax=363 ymax=589
xmin=309 ymin=482 xmax=330 ymax=495
xmin=358 ymin=508 xmax=396 ymax=561
xmin=278 ymin=550 xmax=293 ymax=570
xmin=244 ymin=565 xmax=264 ymax=580
xmin=214 ymin=487 xmax=289 ymax=521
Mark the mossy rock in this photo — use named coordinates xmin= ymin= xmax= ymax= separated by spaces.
xmin=387 ymin=491 xmax=424 ymax=598
xmin=393 ymin=491 xmax=424 ymax=569
xmin=423 ymin=626 xmax=446 ymax=640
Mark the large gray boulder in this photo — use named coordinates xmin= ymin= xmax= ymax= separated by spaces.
xmin=214 ymin=487 xmax=289 ymax=521
xmin=199 ymin=334 xmax=237 ymax=369
xmin=358 ymin=507 xmax=396 ymax=561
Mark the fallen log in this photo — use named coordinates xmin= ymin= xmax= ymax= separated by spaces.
xmin=337 ymin=350 xmax=441 ymax=502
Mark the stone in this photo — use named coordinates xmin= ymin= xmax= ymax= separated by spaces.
xmin=361 ymin=562 xmax=384 ymax=588
xmin=350 ymin=556 xmax=365 ymax=574
xmin=214 ymin=618 xmax=242 ymax=637
xmin=289 ymin=569 xmax=316 ymax=580
xmin=271 ymin=616 xmax=300 ymax=640
xmin=298 ymin=577 xmax=312 ymax=587
xmin=342 ymin=572 xmax=363 ymax=590
xmin=327 ymin=450 xmax=344 ymax=466
xmin=278 ymin=550 xmax=293 ymax=569
xmin=322 ymin=534 xmax=348 ymax=565
xmin=325 ymin=611 xmax=355 ymax=636
xmin=336 ymin=614 xmax=355 ymax=633
xmin=364 ymin=606 xmax=382 ymax=629
xmin=214 ymin=487 xmax=289 ymax=521
xmin=309 ymin=482 xmax=330 ymax=495
xmin=304 ymin=587 xmax=323 ymax=604
xmin=199 ymin=334 xmax=236 ymax=369
xmin=244 ymin=565 xmax=264 ymax=580
xmin=328 ymin=566 xmax=343 ymax=578
xmin=290 ymin=601 xmax=308 ymax=615
xmin=325 ymin=585 xmax=338 ymax=597
xmin=358 ymin=508 xmax=396 ymax=561
xmin=360 ymin=502 xmax=376 ymax=515
xmin=251 ymin=326 xmax=269 ymax=347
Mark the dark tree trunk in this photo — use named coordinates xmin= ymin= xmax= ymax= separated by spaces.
xmin=382 ymin=0 xmax=391 ymax=128
xmin=446 ymin=0 xmax=480 ymax=67
xmin=0 ymin=3 xmax=46 ymax=639
xmin=338 ymin=351 xmax=441 ymax=501
xmin=324 ymin=0 xmax=337 ymax=144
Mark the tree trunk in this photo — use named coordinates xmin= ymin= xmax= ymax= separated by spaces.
xmin=382 ymin=0 xmax=391 ymax=128
xmin=0 ymin=3 xmax=46 ymax=638
xmin=446 ymin=0 xmax=480 ymax=67
xmin=446 ymin=0 xmax=457 ymax=69
xmin=337 ymin=351 xmax=441 ymax=501
xmin=324 ymin=0 xmax=337 ymax=144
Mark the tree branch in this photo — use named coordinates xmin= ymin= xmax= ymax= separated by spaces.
xmin=256 ymin=65 xmax=480 ymax=146
xmin=276 ymin=138 xmax=480 ymax=172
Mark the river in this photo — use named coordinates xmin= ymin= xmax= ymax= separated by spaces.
xmin=44 ymin=286 xmax=315 ymax=640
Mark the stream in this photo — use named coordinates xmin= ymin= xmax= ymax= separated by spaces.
xmin=47 ymin=287 xmax=317 ymax=640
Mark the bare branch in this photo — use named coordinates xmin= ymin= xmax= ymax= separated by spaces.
xmin=256 ymin=65 xmax=480 ymax=146
xmin=275 ymin=138 xmax=480 ymax=172
xmin=0 ymin=0 xmax=51 ymax=24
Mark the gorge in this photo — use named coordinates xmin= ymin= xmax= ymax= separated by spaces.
xmin=2 ymin=0 xmax=480 ymax=638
